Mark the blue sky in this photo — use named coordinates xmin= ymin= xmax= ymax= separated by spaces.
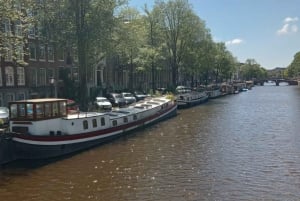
xmin=129 ymin=0 xmax=300 ymax=69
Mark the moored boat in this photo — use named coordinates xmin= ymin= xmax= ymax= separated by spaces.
xmin=0 ymin=96 xmax=177 ymax=164
xmin=206 ymin=85 xmax=222 ymax=99
xmin=176 ymin=86 xmax=208 ymax=108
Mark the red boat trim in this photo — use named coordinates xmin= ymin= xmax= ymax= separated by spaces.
xmin=13 ymin=104 xmax=177 ymax=142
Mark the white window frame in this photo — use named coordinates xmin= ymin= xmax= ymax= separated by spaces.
xmin=39 ymin=68 xmax=46 ymax=85
xmin=31 ymin=68 xmax=38 ymax=87
xmin=29 ymin=44 xmax=36 ymax=60
xmin=4 ymin=19 xmax=11 ymax=36
xmin=4 ymin=44 xmax=12 ymax=61
xmin=17 ymin=45 xmax=24 ymax=61
xmin=5 ymin=66 xmax=14 ymax=86
xmin=15 ymin=20 xmax=22 ymax=36
xmin=17 ymin=67 xmax=25 ymax=86
xmin=48 ymin=45 xmax=54 ymax=62
xmin=39 ymin=45 xmax=45 ymax=61
xmin=28 ymin=25 xmax=35 ymax=38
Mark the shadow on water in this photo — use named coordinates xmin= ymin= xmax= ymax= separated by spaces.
xmin=0 ymin=121 xmax=164 ymax=171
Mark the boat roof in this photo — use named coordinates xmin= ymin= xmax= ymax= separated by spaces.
xmin=10 ymin=98 xmax=68 ymax=104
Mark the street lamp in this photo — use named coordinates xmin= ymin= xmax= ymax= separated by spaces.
xmin=49 ymin=77 xmax=55 ymax=98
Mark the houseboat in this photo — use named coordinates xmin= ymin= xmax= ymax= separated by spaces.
xmin=176 ymin=86 xmax=208 ymax=108
xmin=206 ymin=85 xmax=222 ymax=99
xmin=0 ymin=96 xmax=177 ymax=164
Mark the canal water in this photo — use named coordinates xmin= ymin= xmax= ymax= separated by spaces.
xmin=1 ymin=83 xmax=300 ymax=201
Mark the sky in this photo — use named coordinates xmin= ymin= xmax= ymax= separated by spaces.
xmin=128 ymin=0 xmax=300 ymax=69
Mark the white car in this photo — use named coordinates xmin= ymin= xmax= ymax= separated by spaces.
xmin=122 ymin=92 xmax=136 ymax=105
xmin=95 ymin=97 xmax=112 ymax=111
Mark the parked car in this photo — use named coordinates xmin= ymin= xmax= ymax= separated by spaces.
xmin=95 ymin=97 xmax=112 ymax=111
xmin=0 ymin=107 xmax=9 ymax=128
xmin=122 ymin=92 xmax=136 ymax=105
xmin=106 ymin=93 xmax=126 ymax=107
xmin=133 ymin=91 xmax=150 ymax=101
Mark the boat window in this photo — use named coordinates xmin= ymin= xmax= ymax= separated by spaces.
xmin=83 ymin=120 xmax=88 ymax=129
xmin=10 ymin=104 xmax=17 ymax=119
xmin=36 ymin=103 xmax=44 ymax=119
xmin=45 ymin=103 xmax=51 ymax=117
xmin=18 ymin=103 xmax=26 ymax=117
xmin=26 ymin=103 xmax=33 ymax=118
xmin=59 ymin=101 xmax=67 ymax=116
xmin=133 ymin=114 xmax=137 ymax=120
xmin=101 ymin=117 xmax=105 ymax=126
xmin=92 ymin=119 xmax=97 ymax=128
xmin=112 ymin=120 xmax=117 ymax=127
xmin=52 ymin=102 xmax=58 ymax=116
xmin=123 ymin=117 xmax=128 ymax=123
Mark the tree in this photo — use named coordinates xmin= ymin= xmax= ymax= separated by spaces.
xmin=0 ymin=0 xmax=35 ymax=66
xmin=155 ymin=0 xmax=196 ymax=87
xmin=286 ymin=51 xmax=300 ymax=78
xmin=35 ymin=0 xmax=125 ymax=109
xmin=240 ymin=59 xmax=267 ymax=81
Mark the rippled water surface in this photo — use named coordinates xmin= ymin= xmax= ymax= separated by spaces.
xmin=1 ymin=84 xmax=300 ymax=201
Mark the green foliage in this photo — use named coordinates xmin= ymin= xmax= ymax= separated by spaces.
xmin=240 ymin=59 xmax=267 ymax=80
xmin=286 ymin=51 xmax=300 ymax=78
xmin=0 ymin=0 xmax=35 ymax=65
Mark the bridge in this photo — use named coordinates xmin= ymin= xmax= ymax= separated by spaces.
xmin=254 ymin=78 xmax=299 ymax=86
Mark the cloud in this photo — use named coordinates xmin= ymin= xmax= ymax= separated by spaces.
xmin=225 ymin=38 xmax=243 ymax=45
xmin=277 ymin=17 xmax=299 ymax=35
xmin=284 ymin=17 xmax=298 ymax=23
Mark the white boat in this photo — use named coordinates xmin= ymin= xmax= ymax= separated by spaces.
xmin=176 ymin=86 xmax=208 ymax=108
xmin=0 ymin=96 xmax=177 ymax=164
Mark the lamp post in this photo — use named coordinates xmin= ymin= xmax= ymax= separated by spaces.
xmin=50 ymin=77 xmax=55 ymax=98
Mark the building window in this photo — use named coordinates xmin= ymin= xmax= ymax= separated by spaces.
xmin=72 ymin=67 xmax=79 ymax=81
xmin=4 ymin=44 xmax=12 ymax=61
xmin=83 ymin=120 xmax=88 ymax=130
xmin=5 ymin=66 xmax=14 ymax=86
xmin=29 ymin=44 xmax=36 ymax=60
xmin=73 ymin=49 xmax=78 ymax=62
xmin=6 ymin=93 xmax=14 ymax=103
xmin=57 ymin=47 xmax=64 ymax=61
xmin=28 ymin=25 xmax=35 ymax=38
xmin=92 ymin=119 xmax=97 ymax=128
xmin=96 ymin=68 xmax=103 ymax=86
xmin=39 ymin=45 xmax=45 ymax=61
xmin=16 ymin=46 xmax=23 ymax=61
xmin=38 ymin=68 xmax=46 ymax=85
xmin=15 ymin=20 xmax=22 ymax=36
xmin=30 ymin=68 xmax=37 ymax=87
xmin=4 ymin=19 xmax=11 ymax=36
xmin=17 ymin=67 xmax=25 ymax=86
xmin=47 ymin=69 xmax=54 ymax=83
xmin=48 ymin=45 xmax=54 ymax=61
xmin=17 ymin=93 xmax=25 ymax=101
